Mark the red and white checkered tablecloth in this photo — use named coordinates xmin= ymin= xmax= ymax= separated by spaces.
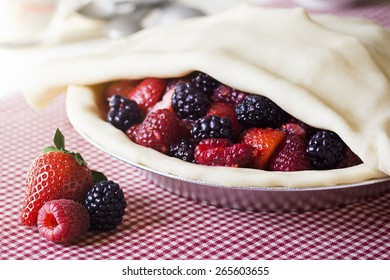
xmin=1 ymin=2 xmax=390 ymax=260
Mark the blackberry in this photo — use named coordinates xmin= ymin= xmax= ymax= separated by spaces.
xmin=107 ymin=94 xmax=143 ymax=132
xmin=84 ymin=180 xmax=127 ymax=231
xmin=190 ymin=71 xmax=219 ymax=96
xmin=191 ymin=115 xmax=232 ymax=141
xmin=235 ymin=94 xmax=288 ymax=128
xmin=306 ymin=130 xmax=345 ymax=169
xmin=171 ymin=82 xmax=210 ymax=120
xmin=169 ymin=139 xmax=196 ymax=163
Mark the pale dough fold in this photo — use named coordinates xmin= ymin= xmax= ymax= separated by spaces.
xmin=23 ymin=5 xmax=390 ymax=187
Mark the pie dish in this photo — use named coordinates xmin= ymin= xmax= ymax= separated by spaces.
xmin=23 ymin=5 xmax=390 ymax=210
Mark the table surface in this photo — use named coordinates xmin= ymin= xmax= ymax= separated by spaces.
xmin=1 ymin=1 xmax=390 ymax=260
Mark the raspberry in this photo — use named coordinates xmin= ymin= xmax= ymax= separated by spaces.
xmin=211 ymin=84 xmax=248 ymax=105
xmin=127 ymin=78 xmax=167 ymax=114
xmin=85 ymin=180 xmax=127 ymax=231
xmin=169 ymin=139 xmax=196 ymax=163
xmin=37 ymin=199 xmax=90 ymax=243
xmin=235 ymin=94 xmax=288 ymax=128
xmin=190 ymin=71 xmax=219 ymax=96
xmin=194 ymin=138 xmax=254 ymax=167
xmin=268 ymin=134 xmax=312 ymax=171
xmin=171 ymin=82 xmax=210 ymax=120
xmin=191 ymin=115 xmax=232 ymax=141
xmin=134 ymin=109 xmax=183 ymax=154
xmin=307 ymin=130 xmax=345 ymax=169
xmin=206 ymin=102 xmax=244 ymax=139
xmin=107 ymin=95 xmax=143 ymax=132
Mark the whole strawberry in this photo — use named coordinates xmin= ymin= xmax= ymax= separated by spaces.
xmin=21 ymin=129 xmax=104 ymax=226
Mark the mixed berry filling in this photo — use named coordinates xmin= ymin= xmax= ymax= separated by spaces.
xmin=105 ymin=71 xmax=362 ymax=171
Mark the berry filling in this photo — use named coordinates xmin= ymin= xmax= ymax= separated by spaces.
xmin=105 ymin=72 xmax=362 ymax=171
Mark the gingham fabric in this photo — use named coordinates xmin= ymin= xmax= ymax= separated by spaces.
xmin=1 ymin=2 xmax=390 ymax=260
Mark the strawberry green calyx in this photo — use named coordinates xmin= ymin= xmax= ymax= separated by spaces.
xmin=43 ymin=128 xmax=107 ymax=183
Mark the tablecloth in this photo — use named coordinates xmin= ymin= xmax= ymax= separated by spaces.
xmin=1 ymin=1 xmax=390 ymax=260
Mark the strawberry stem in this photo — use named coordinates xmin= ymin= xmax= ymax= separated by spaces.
xmin=42 ymin=129 xmax=108 ymax=183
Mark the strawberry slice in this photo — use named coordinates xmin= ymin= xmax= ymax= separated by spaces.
xmin=194 ymin=138 xmax=254 ymax=167
xmin=127 ymin=78 xmax=167 ymax=114
xmin=240 ymin=128 xmax=285 ymax=169
xmin=149 ymin=87 xmax=175 ymax=113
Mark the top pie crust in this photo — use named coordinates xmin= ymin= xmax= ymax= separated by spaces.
xmin=23 ymin=5 xmax=390 ymax=187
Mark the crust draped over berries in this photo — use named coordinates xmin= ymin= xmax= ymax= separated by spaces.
xmin=105 ymin=72 xmax=363 ymax=172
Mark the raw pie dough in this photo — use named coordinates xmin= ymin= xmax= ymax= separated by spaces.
xmin=23 ymin=5 xmax=390 ymax=187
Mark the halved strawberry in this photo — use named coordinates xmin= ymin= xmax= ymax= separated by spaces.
xmin=127 ymin=78 xmax=167 ymax=114
xmin=240 ymin=128 xmax=285 ymax=169
xmin=149 ymin=87 xmax=175 ymax=113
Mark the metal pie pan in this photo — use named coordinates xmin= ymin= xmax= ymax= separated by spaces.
xmin=77 ymin=129 xmax=390 ymax=212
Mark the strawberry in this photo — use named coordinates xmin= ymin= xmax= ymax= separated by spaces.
xmin=127 ymin=78 xmax=167 ymax=114
xmin=194 ymin=138 xmax=254 ymax=167
xmin=268 ymin=134 xmax=312 ymax=171
xmin=240 ymin=128 xmax=285 ymax=169
xmin=133 ymin=109 xmax=184 ymax=154
xmin=21 ymin=129 xmax=105 ymax=226
xmin=37 ymin=199 xmax=90 ymax=243
xmin=149 ymin=87 xmax=175 ymax=113
xmin=206 ymin=102 xmax=244 ymax=139
xmin=105 ymin=79 xmax=139 ymax=98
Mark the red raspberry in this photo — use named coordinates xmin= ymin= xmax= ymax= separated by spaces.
xmin=37 ymin=199 xmax=90 ymax=243
xmin=133 ymin=109 xmax=183 ymax=154
xmin=268 ymin=134 xmax=312 ymax=171
xmin=206 ymin=102 xmax=244 ymax=139
xmin=194 ymin=138 xmax=254 ymax=167
xmin=128 ymin=78 xmax=167 ymax=114
xmin=211 ymin=84 xmax=248 ymax=105
xmin=126 ymin=123 xmax=141 ymax=142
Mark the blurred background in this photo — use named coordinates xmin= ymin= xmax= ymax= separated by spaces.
xmin=0 ymin=0 xmax=389 ymax=95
